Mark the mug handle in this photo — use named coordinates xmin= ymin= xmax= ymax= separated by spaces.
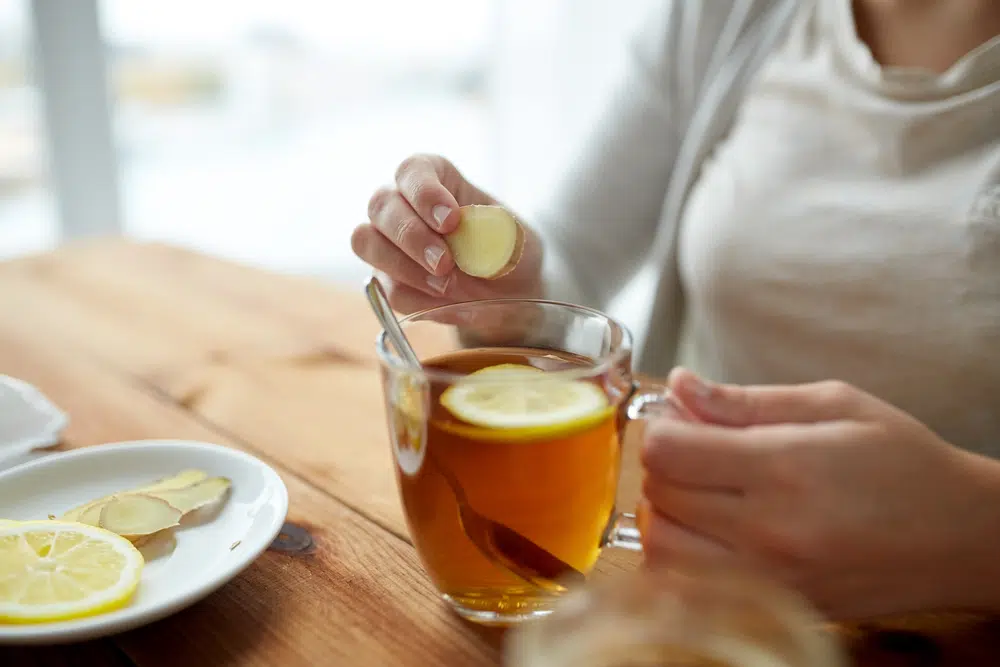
xmin=601 ymin=381 xmax=693 ymax=552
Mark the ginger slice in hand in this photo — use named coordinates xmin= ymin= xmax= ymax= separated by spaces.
xmin=62 ymin=469 xmax=209 ymax=522
xmin=445 ymin=205 xmax=524 ymax=279
xmin=99 ymin=494 xmax=182 ymax=539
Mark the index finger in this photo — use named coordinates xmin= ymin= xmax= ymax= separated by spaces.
xmin=641 ymin=420 xmax=767 ymax=490
xmin=394 ymin=154 xmax=462 ymax=234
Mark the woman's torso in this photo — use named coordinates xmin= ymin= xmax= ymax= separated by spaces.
xmin=676 ymin=0 xmax=1000 ymax=455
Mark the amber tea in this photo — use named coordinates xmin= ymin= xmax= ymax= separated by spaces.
xmin=386 ymin=347 xmax=627 ymax=623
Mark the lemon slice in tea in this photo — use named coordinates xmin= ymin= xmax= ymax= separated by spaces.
xmin=440 ymin=363 xmax=610 ymax=436
xmin=467 ymin=363 xmax=544 ymax=378
xmin=0 ymin=520 xmax=144 ymax=624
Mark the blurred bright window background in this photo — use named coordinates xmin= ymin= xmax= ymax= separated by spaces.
xmin=0 ymin=0 xmax=650 ymax=287
xmin=0 ymin=0 xmax=57 ymax=257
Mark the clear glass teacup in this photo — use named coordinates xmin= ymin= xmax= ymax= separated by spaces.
xmin=375 ymin=299 xmax=673 ymax=625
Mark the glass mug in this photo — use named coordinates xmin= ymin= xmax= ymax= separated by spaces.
xmin=376 ymin=298 xmax=674 ymax=625
xmin=505 ymin=566 xmax=848 ymax=667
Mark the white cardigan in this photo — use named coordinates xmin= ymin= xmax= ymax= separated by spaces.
xmin=535 ymin=0 xmax=1000 ymax=457
xmin=538 ymin=0 xmax=803 ymax=377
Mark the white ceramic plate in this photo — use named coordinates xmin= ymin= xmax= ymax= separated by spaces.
xmin=0 ymin=440 xmax=289 ymax=645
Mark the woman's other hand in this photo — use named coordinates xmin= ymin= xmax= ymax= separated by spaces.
xmin=640 ymin=369 xmax=1000 ymax=619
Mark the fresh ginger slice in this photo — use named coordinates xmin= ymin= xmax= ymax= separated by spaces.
xmin=63 ymin=474 xmax=230 ymax=538
xmin=445 ymin=205 xmax=524 ymax=279
xmin=152 ymin=477 xmax=232 ymax=515
xmin=99 ymin=494 xmax=182 ymax=539
xmin=76 ymin=503 xmax=106 ymax=527
xmin=62 ymin=469 xmax=209 ymax=522
xmin=139 ymin=469 xmax=210 ymax=494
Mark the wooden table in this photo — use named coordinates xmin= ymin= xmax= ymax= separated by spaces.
xmin=1 ymin=241 xmax=997 ymax=666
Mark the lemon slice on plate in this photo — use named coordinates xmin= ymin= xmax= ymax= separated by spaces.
xmin=0 ymin=520 xmax=144 ymax=624
xmin=440 ymin=363 xmax=612 ymax=440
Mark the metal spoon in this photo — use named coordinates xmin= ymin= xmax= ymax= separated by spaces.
xmin=364 ymin=277 xmax=585 ymax=591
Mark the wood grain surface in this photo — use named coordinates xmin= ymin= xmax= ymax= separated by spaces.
xmin=0 ymin=240 xmax=996 ymax=666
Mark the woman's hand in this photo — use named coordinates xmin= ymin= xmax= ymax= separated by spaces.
xmin=640 ymin=369 xmax=1000 ymax=619
xmin=351 ymin=154 xmax=544 ymax=314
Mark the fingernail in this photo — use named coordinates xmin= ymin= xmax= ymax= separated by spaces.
xmin=432 ymin=205 xmax=451 ymax=229
xmin=659 ymin=402 xmax=683 ymax=420
xmin=682 ymin=374 xmax=731 ymax=421
xmin=664 ymin=394 xmax=697 ymax=422
xmin=424 ymin=245 xmax=445 ymax=270
xmin=426 ymin=273 xmax=450 ymax=294
xmin=684 ymin=373 xmax=713 ymax=400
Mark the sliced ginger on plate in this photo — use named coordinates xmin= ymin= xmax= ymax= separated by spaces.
xmin=62 ymin=469 xmax=209 ymax=523
xmin=99 ymin=495 xmax=182 ymax=540
xmin=151 ymin=477 xmax=231 ymax=515
xmin=57 ymin=470 xmax=231 ymax=543
xmin=445 ymin=205 xmax=524 ymax=279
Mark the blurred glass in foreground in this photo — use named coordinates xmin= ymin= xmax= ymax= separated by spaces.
xmin=505 ymin=566 xmax=847 ymax=667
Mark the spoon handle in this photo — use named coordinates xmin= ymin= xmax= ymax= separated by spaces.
xmin=365 ymin=277 xmax=423 ymax=369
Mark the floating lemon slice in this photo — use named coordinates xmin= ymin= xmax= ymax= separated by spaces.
xmin=467 ymin=363 xmax=544 ymax=378
xmin=440 ymin=363 xmax=611 ymax=440
xmin=0 ymin=520 xmax=144 ymax=624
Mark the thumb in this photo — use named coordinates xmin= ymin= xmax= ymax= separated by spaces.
xmin=667 ymin=368 xmax=863 ymax=426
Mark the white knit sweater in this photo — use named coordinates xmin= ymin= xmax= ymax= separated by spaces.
xmin=537 ymin=0 xmax=1000 ymax=456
